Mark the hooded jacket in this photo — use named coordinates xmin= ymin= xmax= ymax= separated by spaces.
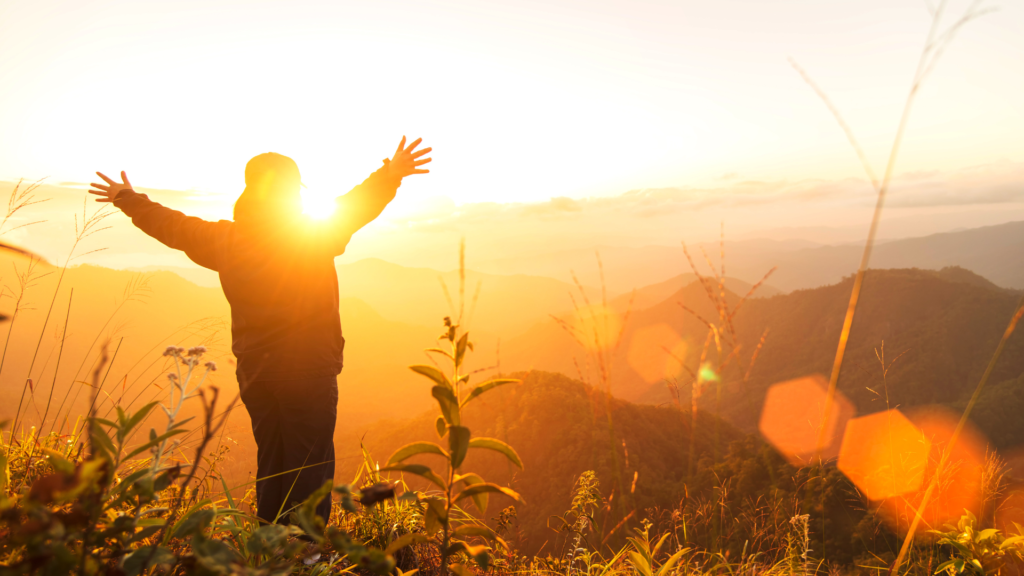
xmin=112 ymin=165 xmax=401 ymax=385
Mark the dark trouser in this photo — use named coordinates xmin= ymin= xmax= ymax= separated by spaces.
xmin=240 ymin=375 xmax=338 ymax=526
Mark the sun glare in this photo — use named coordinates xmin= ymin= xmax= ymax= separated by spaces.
xmin=301 ymin=190 xmax=336 ymax=220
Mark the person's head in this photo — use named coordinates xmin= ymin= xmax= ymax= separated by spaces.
xmin=233 ymin=152 xmax=303 ymax=224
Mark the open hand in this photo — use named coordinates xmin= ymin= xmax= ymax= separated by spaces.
xmin=383 ymin=137 xmax=431 ymax=179
xmin=89 ymin=171 xmax=134 ymax=203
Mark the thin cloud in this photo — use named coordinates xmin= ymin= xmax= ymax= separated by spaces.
xmin=390 ymin=160 xmax=1024 ymax=231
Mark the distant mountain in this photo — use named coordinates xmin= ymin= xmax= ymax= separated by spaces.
xmin=500 ymin=267 xmax=1024 ymax=448
xmin=337 ymin=370 xmax=746 ymax=555
xmin=473 ymin=239 xmax=813 ymax=294
xmin=474 ymin=221 xmax=1024 ymax=294
xmin=128 ymin=265 xmax=220 ymax=287
xmin=738 ymin=221 xmax=1024 ymax=292
xmin=0 ymin=263 xmax=447 ymax=434
xmin=332 ymin=258 xmax=584 ymax=337
xmin=610 ymin=273 xmax=780 ymax=312
xmin=130 ymin=258 xmax=587 ymax=339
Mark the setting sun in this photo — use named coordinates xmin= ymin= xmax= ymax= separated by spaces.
xmin=301 ymin=189 xmax=337 ymax=219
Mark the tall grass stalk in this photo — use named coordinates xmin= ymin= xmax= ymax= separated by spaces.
xmin=791 ymin=0 xmax=992 ymax=560
xmin=552 ymin=252 xmax=635 ymax=521
xmin=38 ymin=289 xmax=72 ymax=432
xmin=892 ymin=295 xmax=1024 ymax=572
xmin=10 ymin=197 xmax=112 ymax=439
xmin=0 ymin=178 xmax=48 ymax=236
xmin=0 ymin=257 xmax=51 ymax=405
xmin=50 ymin=274 xmax=151 ymax=435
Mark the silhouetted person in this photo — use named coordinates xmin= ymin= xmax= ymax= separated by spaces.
xmin=90 ymin=137 xmax=431 ymax=525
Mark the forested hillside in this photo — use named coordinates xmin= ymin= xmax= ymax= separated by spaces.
xmin=338 ymin=370 xmax=887 ymax=564
xmin=502 ymin=267 xmax=1024 ymax=448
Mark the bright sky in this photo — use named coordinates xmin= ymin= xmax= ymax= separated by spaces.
xmin=1 ymin=0 xmax=1022 ymax=215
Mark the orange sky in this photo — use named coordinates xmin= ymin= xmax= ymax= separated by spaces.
xmin=1 ymin=0 xmax=1023 ymax=270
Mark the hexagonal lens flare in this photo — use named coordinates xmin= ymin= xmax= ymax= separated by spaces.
xmin=626 ymin=323 xmax=688 ymax=383
xmin=758 ymin=375 xmax=855 ymax=467
xmin=873 ymin=407 xmax=988 ymax=534
xmin=838 ymin=409 xmax=930 ymax=502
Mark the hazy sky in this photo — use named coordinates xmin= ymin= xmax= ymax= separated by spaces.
xmin=2 ymin=0 xmax=1022 ymax=203
xmin=1 ymin=0 xmax=1023 ymax=273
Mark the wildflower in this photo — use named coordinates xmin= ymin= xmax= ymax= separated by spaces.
xmin=187 ymin=345 xmax=207 ymax=356
xmin=176 ymin=346 xmax=186 ymax=355
xmin=204 ymin=361 xmax=217 ymax=372
xmin=167 ymin=373 xmax=178 ymax=382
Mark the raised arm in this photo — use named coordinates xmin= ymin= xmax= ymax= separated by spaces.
xmin=327 ymin=137 xmax=431 ymax=255
xmin=90 ymin=171 xmax=229 ymax=271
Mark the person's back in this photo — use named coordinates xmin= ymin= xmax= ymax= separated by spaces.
xmin=90 ymin=138 xmax=431 ymax=526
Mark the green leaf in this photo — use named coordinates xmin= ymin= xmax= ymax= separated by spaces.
xmin=424 ymin=501 xmax=442 ymax=534
xmin=449 ymin=540 xmax=492 ymax=571
xmin=463 ymin=379 xmax=519 ymax=406
xmin=192 ymin=535 xmax=238 ymax=573
xmin=410 ymin=365 xmax=452 ymax=388
xmin=433 ymin=386 xmax=461 ymax=426
xmin=41 ymin=449 xmax=75 ymax=475
xmin=123 ymin=429 xmax=188 ymax=461
xmin=169 ymin=416 xmax=195 ymax=430
xmin=172 ymin=508 xmax=215 ymax=538
xmin=651 ymin=533 xmax=671 ymax=559
xmin=386 ymin=442 xmax=449 ymax=466
xmin=628 ymin=551 xmax=653 ymax=576
xmin=426 ymin=497 xmax=449 ymax=531
xmin=436 ymin=416 xmax=447 ymax=438
xmin=109 ymin=468 xmax=152 ymax=496
xmin=294 ymin=480 xmax=333 ymax=542
xmin=450 ymin=563 xmax=474 ymax=576
xmin=454 ymin=473 xmax=488 ymax=513
xmin=425 ymin=347 xmax=454 ymax=360
xmin=1001 ymin=535 xmax=1024 ymax=549
xmin=90 ymin=422 xmax=117 ymax=460
xmin=454 ymin=482 xmax=522 ymax=504
xmin=379 ymin=464 xmax=447 ymax=490
xmin=449 ymin=426 xmax=470 ymax=468
xmin=245 ymin=523 xmax=289 ymax=555
xmin=655 ymin=548 xmax=689 ymax=576
xmin=220 ymin=475 xmax=236 ymax=509
xmin=170 ymin=499 xmax=213 ymax=537
xmin=446 ymin=540 xmax=489 ymax=558
xmin=455 ymin=333 xmax=470 ymax=368
xmin=123 ymin=402 xmax=159 ymax=437
xmin=385 ymin=533 xmax=430 ymax=555
xmin=467 ymin=437 xmax=523 ymax=469
xmin=122 ymin=546 xmax=176 ymax=576
xmin=978 ymin=528 xmax=999 ymax=542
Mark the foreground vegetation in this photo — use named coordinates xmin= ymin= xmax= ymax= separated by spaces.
xmin=2 ymin=310 xmax=1023 ymax=576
